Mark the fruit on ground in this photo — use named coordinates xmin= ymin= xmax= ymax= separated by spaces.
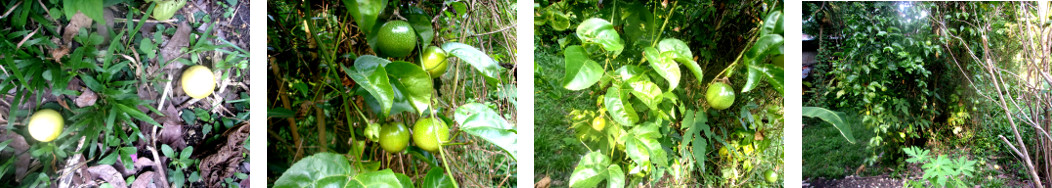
xmin=181 ymin=65 xmax=216 ymax=99
xmin=413 ymin=118 xmax=450 ymax=152
xmin=152 ymin=0 xmax=187 ymax=21
xmin=706 ymin=82 xmax=736 ymax=110
xmin=764 ymin=169 xmax=778 ymax=183
xmin=28 ymin=109 xmax=63 ymax=142
xmin=591 ymin=116 xmax=606 ymax=131
xmin=379 ymin=121 xmax=410 ymax=153
xmin=376 ymin=21 xmax=418 ymax=58
xmin=421 ymin=46 xmax=449 ymax=78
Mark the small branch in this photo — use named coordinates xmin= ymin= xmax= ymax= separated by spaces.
xmin=469 ymin=23 xmax=515 ymax=37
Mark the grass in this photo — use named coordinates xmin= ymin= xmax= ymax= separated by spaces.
xmin=802 ymin=112 xmax=881 ymax=178
xmin=533 ymin=45 xmax=593 ymax=186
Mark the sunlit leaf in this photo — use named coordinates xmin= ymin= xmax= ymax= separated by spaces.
xmin=440 ymin=42 xmax=505 ymax=80
xmin=604 ymin=84 xmax=638 ymax=126
xmin=569 ymin=151 xmax=611 ymax=188
xmin=343 ymin=56 xmax=394 ymax=116
xmin=577 ymin=18 xmax=625 ymax=56
xmin=643 ymin=47 xmax=680 ymax=91
xmin=385 ymin=62 xmax=432 ymax=114
xmin=454 ymin=103 xmax=517 ymax=160
xmin=342 ymin=0 xmax=387 ymax=36
xmin=273 ymin=153 xmax=357 ymax=188
xmin=802 ymin=107 xmax=855 ymax=143
xmin=562 ymin=45 xmax=604 ymax=90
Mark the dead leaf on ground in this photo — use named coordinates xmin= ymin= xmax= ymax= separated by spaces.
xmin=53 ymin=12 xmax=94 ymax=62
xmin=535 ymin=175 xmax=552 ymax=188
xmin=87 ymin=165 xmax=127 ymax=188
xmin=75 ymin=88 xmax=98 ymax=107
xmin=130 ymin=171 xmax=160 ymax=188
xmin=158 ymin=118 xmax=187 ymax=150
xmin=162 ymin=21 xmax=192 ymax=67
xmin=0 ymin=130 xmax=31 ymax=182
xmin=200 ymin=123 xmax=249 ymax=185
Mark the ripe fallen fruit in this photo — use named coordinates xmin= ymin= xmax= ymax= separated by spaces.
xmin=413 ymin=118 xmax=450 ymax=153
xmin=28 ymin=109 xmax=63 ymax=142
xmin=421 ymin=46 xmax=449 ymax=78
xmin=591 ymin=116 xmax=606 ymax=131
xmin=706 ymin=82 xmax=736 ymax=110
xmin=152 ymin=0 xmax=187 ymax=21
xmin=181 ymin=65 xmax=216 ymax=99
xmin=376 ymin=21 xmax=418 ymax=58
xmin=379 ymin=121 xmax=410 ymax=153
xmin=764 ymin=169 xmax=778 ymax=183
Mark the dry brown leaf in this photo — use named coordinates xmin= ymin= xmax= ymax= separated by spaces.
xmin=0 ymin=130 xmax=31 ymax=182
xmin=161 ymin=21 xmax=192 ymax=66
xmin=75 ymin=88 xmax=98 ymax=107
xmin=535 ymin=175 xmax=551 ymax=188
xmin=87 ymin=165 xmax=127 ymax=188
xmin=158 ymin=118 xmax=186 ymax=150
xmin=200 ymin=123 xmax=249 ymax=185
xmin=130 ymin=171 xmax=160 ymax=188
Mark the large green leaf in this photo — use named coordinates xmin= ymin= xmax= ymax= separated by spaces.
xmin=421 ymin=167 xmax=454 ymax=188
xmin=604 ymin=84 xmax=638 ymax=126
xmin=344 ymin=56 xmax=395 ymax=116
xmin=350 ymin=169 xmax=408 ymax=188
xmin=762 ymin=11 xmax=782 ymax=36
xmin=606 ymin=164 xmax=625 ymax=188
xmin=643 ymin=47 xmax=680 ymax=91
xmin=65 ymin=0 xmax=105 ymax=24
xmin=626 ymin=77 xmax=662 ymax=110
xmin=657 ymin=39 xmax=693 ymax=60
xmin=576 ymin=18 xmax=625 ymax=56
xmin=549 ymin=9 xmax=571 ymax=31
xmin=562 ymin=45 xmax=604 ymax=90
xmin=614 ymin=65 xmax=645 ymax=81
xmin=569 ymin=151 xmax=612 ymax=188
xmin=274 ymin=153 xmax=357 ymax=188
xmin=454 ymin=103 xmax=518 ymax=160
xmin=440 ymin=42 xmax=505 ymax=80
xmin=741 ymin=63 xmax=784 ymax=93
xmin=342 ymin=0 xmax=387 ymax=36
xmin=746 ymin=34 xmax=784 ymax=60
xmin=405 ymin=7 xmax=434 ymax=46
xmin=385 ymin=62 xmax=433 ymax=114
xmin=801 ymin=107 xmax=856 ymax=144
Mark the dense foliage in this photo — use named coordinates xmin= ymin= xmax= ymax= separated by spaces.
xmin=804 ymin=2 xmax=1052 ymax=186
xmin=267 ymin=0 xmax=517 ymax=187
xmin=535 ymin=0 xmax=784 ymax=187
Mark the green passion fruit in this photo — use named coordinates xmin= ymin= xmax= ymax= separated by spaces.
xmin=379 ymin=121 xmax=410 ymax=153
xmin=764 ymin=169 xmax=778 ymax=183
xmin=591 ymin=116 xmax=606 ymax=131
xmin=376 ymin=21 xmax=418 ymax=58
xmin=28 ymin=109 xmax=64 ymax=142
xmin=706 ymin=82 xmax=736 ymax=110
xmin=421 ymin=46 xmax=449 ymax=78
xmin=413 ymin=118 xmax=450 ymax=153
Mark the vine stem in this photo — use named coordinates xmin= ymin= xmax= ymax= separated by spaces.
xmin=709 ymin=1 xmax=780 ymax=86
xmin=438 ymin=137 xmax=460 ymax=188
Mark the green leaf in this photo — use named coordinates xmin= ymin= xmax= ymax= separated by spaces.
xmin=643 ymin=47 xmax=680 ymax=91
xmin=801 ymin=107 xmax=856 ymax=143
xmin=316 ymin=176 xmax=352 ymax=187
xmin=604 ymin=84 xmax=638 ymax=126
xmin=385 ymin=62 xmax=433 ymax=114
xmin=746 ymin=34 xmax=784 ymax=59
xmin=569 ymin=151 xmax=611 ymax=188
xmin=624 ymin=135 xmax=650 ymax=163
xmin=65 ymin=0 xmax=106 ymax=24
xmin=351 ymin=169 xmax=406 ymax=188
xmin=762 ymin=11 xmax=782 ymax=35
xmin=613 ymin=65 xmax=645 ymax=81
xmin=454 ymin=103 xmax=517 ymax=160
xmin=342 ymin=0 xmax=387 ymax=36
xmin=549 ymin=10 xmax=571 ymax=31
xmin=606 ymin=164 xmax=625 ymax=188
xmin=343 ymin=56 xmax=394 ymax=116
xmin=421 ymin=167 xmax=455 ymax=188
xmin=268 ymin=107 xmax=296 ymax=118
xmin=273 ymin=153 xmax=357 ymax=188
xmin=405 ymin=7 xmax=434 ymax=46
xmin=741 ymin=63 xmax=784 ymax=93
xmin=115 ymin=103 xmax=160 ymax=126
xmin=625 ymin=77 xmax=662 ymax=110
xmin=576 ymin=18 xmax=625 ymax=56
xmin=440 ymin=42 xmax=505 ymax=80
xmin=561 ymin=45 xmax=604 ymax=90
xmin=657 ymin=38 xmax=693 ymax=61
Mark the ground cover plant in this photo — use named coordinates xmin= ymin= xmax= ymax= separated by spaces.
xmin=0 ymin=0 xmax=251 ymax=187
xmin=803 ymin=1 xmax=1052 ymax=187
xmin=533 ymin=0 xmax=784 ymax=187
xmin=266 ymin=0 xmax=516 ymax=187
